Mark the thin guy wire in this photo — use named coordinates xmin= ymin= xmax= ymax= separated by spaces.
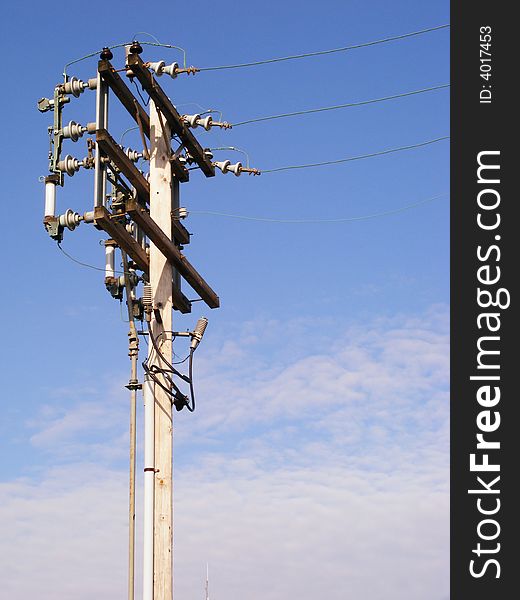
xmin=57 ymin=243 xmax=142 ymax=278
xmin=199 ymin=24 xmax=450 ymax=72
xmin=120 ymin=126 xmax=140 ymax=145
xmin=132 ymin=32 xmax=162 ymax=44
xmin=211 ymin=146 xmax=251 ymax=167
xmin=189 ymin=194 xmax=447 ymax=223
xmin=174 ymin=103 xmax=224 ymax=122
xmin=233 ymin=84 xmax=450 ymax=127
xmin=261 ymin=136 xmax=449 ymax=173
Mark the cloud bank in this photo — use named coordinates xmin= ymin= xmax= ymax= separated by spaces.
xmin=0 ymin=306 xmax=449 ymax=600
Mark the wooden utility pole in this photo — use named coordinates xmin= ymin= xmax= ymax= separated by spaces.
xmin=149 ymin=102 xmax=174 ymax=600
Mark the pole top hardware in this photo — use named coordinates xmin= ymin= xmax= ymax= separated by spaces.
xmin=129 ymin=41 xmax=143 ymax=55
xmin=100 ymin=47 xmax=114 ymax=61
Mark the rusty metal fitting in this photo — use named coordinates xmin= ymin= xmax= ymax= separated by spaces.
xmin=177 ymin=66 xmax=200 ymax=76
xmin=241 ymin=167 xmax=261 ymax=176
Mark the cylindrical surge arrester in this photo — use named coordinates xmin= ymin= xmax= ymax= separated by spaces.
xmin=142 ymin=284 xmax=153 ymax=309
xmin=190 ymin=317 xmax=208 ymax=349
xmin=44 ymin=175 xmax=59 ymax=217
xmin=104 ymin=240 xmax=116 ymax=278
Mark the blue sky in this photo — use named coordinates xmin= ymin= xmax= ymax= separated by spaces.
xmin=0 ymin=1 xmax=449 ymax=598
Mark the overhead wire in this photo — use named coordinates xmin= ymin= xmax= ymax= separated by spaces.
xmin=57 ymin=242 xmax=144 ymax=279
xmin=199 ymin=24 xmax=450 ymax=72
xmin=63 ymin=40 xmax=187 ymax=78
xmin=211 ymin=146 xmax=251 ymax=167
xmin=261 ymin=136 xmax=449 ymax=173
xmin=232 ymin=84 xmax=450 ymax=127
xmin=189 ymin=193 xmax=447 ymax=224
xmin=120 ymin=126 xmax=140 ymax=145
xmin=62 ymin=24 xmax=448 ymax=78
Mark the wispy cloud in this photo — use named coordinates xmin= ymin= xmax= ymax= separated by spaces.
xmin=0 ymin=305 xmax=449 ymax=600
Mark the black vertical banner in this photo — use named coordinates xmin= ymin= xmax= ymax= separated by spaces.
xmin=451 ymin=3 xmax=517 ymax=599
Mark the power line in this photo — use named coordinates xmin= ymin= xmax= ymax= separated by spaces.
xmin=233 ymin=84 xmax=449 ymax=127
xmin=189 ymin=193 xmax=447 ymax=223
xmin=57 ymin=243 xmax=141 ymax=278
xmin=199 ymin=24 xmax=450 ymax=72
xmin=261 ymin=136 xmax=449 ymax=174
xmin=63 ymin=40 xmax=188 ymax=78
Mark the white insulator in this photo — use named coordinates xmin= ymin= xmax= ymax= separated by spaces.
xmin=126 ymin=222 xmax=136 ymax=235
xmin=58 ymin=208 xmax=81 ymax=231
xmin=177 ymin=207 xmax=188 ymax=219
xmin=44 ymin=178 xmax=57 ymax=217
xmin=63 ymin=76 xmax=86 ymax=97
xmin=105 ymin=242 xmax=116 ymax=279
xmin=197 ymin=116 xmax=213 ymax=131
xmin=125 ymin=148 xmax=142 ymax=162
xmin=227 ymin=162 xmax=242 ymax=177
xmin=62 ymin=121 xmax=85 ymax=142
xmin=183 ymin=114 xmax=200 ymax=128
xmin=57 ymin=155 xmax=81 ymax=177
xmin=162 ymin=62 xmax=179 ymax=78
xmin=149 ymin=60 xmax=165 ymax=75
xmin=142 ymin=284 xmax=153 ymax=307
xmin=214 ymin=160 xmax=231 ymax=174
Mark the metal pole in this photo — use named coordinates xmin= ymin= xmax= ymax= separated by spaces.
xmin=122 ymin=251 xmax=138 ymax=600
xmin=94 ymin=71 xmax=108 ymax=208
xmin=143 ymin=374 xmax=155 ymax=600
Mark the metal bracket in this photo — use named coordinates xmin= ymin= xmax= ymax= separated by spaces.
xmin=126 ymin=380 xmax=143 ymax=391
xmin=43 ymin=216 xmax=63 ymax=242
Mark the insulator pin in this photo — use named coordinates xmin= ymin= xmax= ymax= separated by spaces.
xmin=58 ymin=208 xmax=81 ymax=231
xmin=63 ymin=76 xmax=89 ymax=97
xmin=125 ymin=147 xmax=143 ymax=162
xmin=62 ymin=120 xmax=88 ymax=142
xmin=148 ymin=60 xmax=166 ymax=75
xmin=214 ymin=160 xmax=260 ymax=176
xmin=183 ymin=114 xmax=232 ymax=131
xmin=57 ymin=155 xmax=82 ymax=177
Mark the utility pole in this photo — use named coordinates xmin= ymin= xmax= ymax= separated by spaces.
xmin=37 ymin=41 xmax=260 ymax=600
xmin=149 ymin=103 xmax=174 ymax=600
